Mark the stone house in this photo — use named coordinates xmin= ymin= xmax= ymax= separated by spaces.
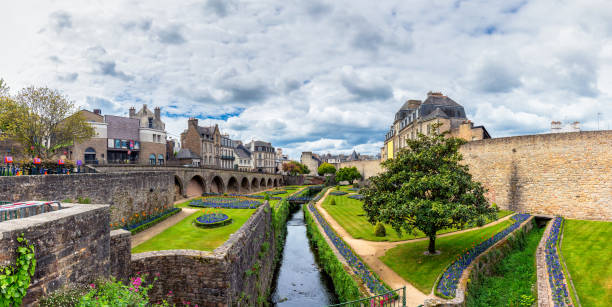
xmin=381 ymin=91 xmax=490 ymax=161
xmin=234 ymin=144 xmax=252 ymax=172
xmin=246 ymin=140 xmax=275 ymax=173
xmin=181 ymin=118 xmax=221 ymax=168
xmin=300 ymin=151 xmax=321 ymax=175
xmin=64 ymin=105 xmax=167 ymax=165
xmin=220 ymin=134 xmax=235 ymax=169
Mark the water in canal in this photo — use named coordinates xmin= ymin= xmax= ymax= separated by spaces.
xmin=271 ymin=204 xmax=338 ymax=306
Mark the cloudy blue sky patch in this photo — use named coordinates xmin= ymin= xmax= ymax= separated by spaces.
xmin=1 ymin=0 xmax=611 ymax=159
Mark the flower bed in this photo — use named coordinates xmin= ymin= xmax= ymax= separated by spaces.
xmin=264 ymin=190 xmax=286 ymax=195
xmin=194 ymin=213 xmax=232 ymax=228
xmin=122 ymin=208 xmax=181 ymax=234
xmin=329 ymin=191 xmax=348 ymax=196
xmin=347 ymin=194 xmax=364 ymax=200
xmin=189 ymin=197 xmax=261 ymax=209
xmin=436 ymin=213 xmax=531 ymax=298
xmin=228 ymin=194 xmax=282 ymax=200
xmin=287 ymin=196 xmax=313 ymax=202
xmin=348 ymin=188 xmax=359 ymax=192
xmin=545 ymin=217 xmax=572 ymax=307
xmin=307 ymin=201 xmax=388 ymax=295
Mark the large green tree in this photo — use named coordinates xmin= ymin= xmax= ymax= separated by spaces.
xmin=336 ymin=166 xmax=362 ymax=183
xmin=317 ymin=162 xmax=337 ymax=175
xmin=361 ymin=129 xmax=495 ymax=254
xmin=282 ymin=161 xmax=310 ymax=175
xmin=8 ymin=86 xmax=95 ymax=159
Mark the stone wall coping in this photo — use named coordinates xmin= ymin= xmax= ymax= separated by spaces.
xmin=0 ymin=171 xmax=171 ymax=179
xmin=536 ymin=218 xmax=555 ymax=307
xmin=0 ymin=203 xmax=109 ymax=236
xmin=131 ymin=201 xmax=269 ymax=262
xmin=110 ymin=229 xmax=131 ymax=237
xmin=462 ymin=130 xmax=612 ymax=148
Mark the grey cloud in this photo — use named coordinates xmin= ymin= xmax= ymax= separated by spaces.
xmin=341 ymin=72 xmax=392 ymax=100
xmin=156 ymin=25 xmax=186 ymax=45
xmin=123 ymin=19 xmax=152 ymax=31
xmin=50 ymin=11 xmax=72 ymax=33
xmin=475 ymin=62 xmax=521 ymax=93
xmin=227 ymin=85 xmax=270 ymax=103
xmin=86 ymin=96 xmax=121 ymax=114
xmin=49 ymin=55 xmax=62 ymax=63
xmin=352 ymin=28 xmax=384 ymax=51
xmin=57 ymin=73 xmax=78 ymax=82
xmin=206 ymin=0 xmax=231 ymax=17
xmin=95 ymin=61 xmax=134 ymax=81
xmin=306 ymin=2 xmax=332 ymax=19
xmin=85 ymin=46 xmax=107 ymax=59
xmin=558 ymin=52 xmax=598 ymax=97
xmin=283 ymin=79 xmax=302 ymax=93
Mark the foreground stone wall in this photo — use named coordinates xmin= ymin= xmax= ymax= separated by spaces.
xmin=0 ymin=172 xmax=174 ymax=225
xmin=0 ymin=204 xmax=111 ymax=305
xmin=460 ymin=131 xmax=612 ymax=220
xmin=130 ymin=202 xmax=276 ymax=306
xmin=110 ymin=229 xmax=131 ymax=283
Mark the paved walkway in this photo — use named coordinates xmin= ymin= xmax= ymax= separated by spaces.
xmin=314 ymin=190 xmax=515 ymax=306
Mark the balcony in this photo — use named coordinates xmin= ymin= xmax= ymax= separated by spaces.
xmin=220 ymin=155 xmax=235 ymax=160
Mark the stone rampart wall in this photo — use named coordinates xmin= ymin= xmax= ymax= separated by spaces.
xmin=460 ymin=131 xmax=612 ymax=220
xmin=0 ymin=204 xmax=111 ymax=305
xmin=110 ymin=229 xmax=131 ymax=283
xmin=0 ymin=172 xmax=174 ymax=225
xmin=130 ymin=202 xmax=276 ymax=306
xmin=338 ymin=160 xmax=383 ymax=179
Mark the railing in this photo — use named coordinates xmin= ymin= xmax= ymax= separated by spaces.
xmin=0 ymin=201 xmax=62 ymax=222
xmin=328 ymin=287 xmax=407 ymax=307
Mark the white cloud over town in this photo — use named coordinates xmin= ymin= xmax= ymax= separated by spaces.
xmin=1 ymin=0 xmax=611 ymax=159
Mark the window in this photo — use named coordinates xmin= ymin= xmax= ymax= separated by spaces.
xmin=149 ymin=154 xmax=156 ymax=165
xmin=158 ymin=154 xmax=164 ymax=165
xmin=148 ymin=118 xmax=153 ymax=128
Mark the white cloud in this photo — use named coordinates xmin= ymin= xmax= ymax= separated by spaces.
xmin=1 ymin=0 xmax=612 ymax=160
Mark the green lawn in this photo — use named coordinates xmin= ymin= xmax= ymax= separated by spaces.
xmin=321 ymin=194 xmax=513 ymax=242
xmin=466 ymin=225 xmax=543 ymax=306
xmin=561 ymin=219 xmax=612 ymax=307
xmin=173 ymin=185 xmax=308 ymax=209
xmin=132 ymin=209 xmax=256 ymax=253
xmin=380 ymin=219 xmax=514 ymax=293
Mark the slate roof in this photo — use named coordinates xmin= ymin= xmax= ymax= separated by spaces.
xmin=176 ymin=148 xmax=201 ymax=159
xmin=422 ymin=94 xmax=462 ymax=107
xmin=420 ymin=107 xmax=449 ymax=121
xmin=235 ymin=145 xmax=252 ymax=159
xmin=105 ymin=115 xmax=140 ymax=140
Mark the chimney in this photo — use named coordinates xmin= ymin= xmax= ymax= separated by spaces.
xmin=129 ymin=107 xmax=136 ymax=118
xmin=551 ymin=121 xmax=562 ymax=132
xmin=407 ymin=100 xmax=422 ymax=109
xmin=571 ymin=121 xmax=580 ymax=132
xmin=188 ymin=117 xmax=198 ymax=128
xmin=154 ymin=107 xmax=161 ymax=120
xmin=427 ymin=91 xmax=444 ymax=97
xmin=93 ymin=109 xmax=102 ymax=115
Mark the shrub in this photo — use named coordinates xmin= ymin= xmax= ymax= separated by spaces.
xmin=336 ymin=185 xmax=340 ymax=190
xmin=76 ymin=275 xmax=172 ymax=306
xmin=0 ymin=234 xmax=36 ymax=307
xmin=39 ymin=284 xmax=89 ymax=307
xmin=375 ymin=223 xmax=386 ymax=237
xmin=77 ymin=197 xmax=91 ymax=204
xmin=330 ymin=198 xmax=336 ymax=206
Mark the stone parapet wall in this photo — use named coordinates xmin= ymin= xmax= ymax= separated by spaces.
xmin=460 ymin=131 xmax=612 ymax=220
xmin=130 ymin=202 xmax=275 ymax=306
xmin=0 ymin=204 xmax=111 ymax=305
xmin=338 ymin=160 xmax=384 ymax=179
xmin=0 ymin=172 xmax=174 ymax=225
xmin=110 ymin=229 xmax=131 ymax=283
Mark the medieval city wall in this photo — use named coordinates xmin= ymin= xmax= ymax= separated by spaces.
xmin=338 ymin=160 xmax=383 ymax=179
xmin=460 ymin=131 xmax=612 ymax=220
xmin=0 ymin=171 xmax=174 ymax=225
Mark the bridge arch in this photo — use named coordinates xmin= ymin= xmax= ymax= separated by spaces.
xmin=273 ymin=178 xmax=278 ymax=187
xmin=210 ymin=176 xmax=224 ymax=194
xmin=186 ymin=175 xmax=205 ymax=197
xmin=241 ymin=177 xmax=250 ymax=193
xmin=174 ymin=176 xmax=184 ymax=200
xmin=251 ymin=177 xmax=260 ymax=191
xmin=267 ymin=178 xmax=273 ymax=187
xmin=227 ymin=176 xmax=239 ymax=194
xmin=260 ymin=178 xmax=266 ymax=189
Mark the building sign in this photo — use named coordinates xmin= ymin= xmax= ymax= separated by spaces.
xmin=115 ymin=139 xmax=121 ymax=148
xmin=58 ymin=159 xmax=65 ymax=165
xmin=129 ymin=140 xmax=134 ymax=149
xmin=4 ymin=156 xmax=13 ymax=163
xmin=33 ymin=157 xmax=41 ymax=164
xmin=387 ymin=140 xmax=394 ymax=159
xmin=108 ymin=139 xmax=114 ymax=148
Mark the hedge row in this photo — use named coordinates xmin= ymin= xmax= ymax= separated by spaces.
xmin=125 ymin=208 xmax=182 ymax=235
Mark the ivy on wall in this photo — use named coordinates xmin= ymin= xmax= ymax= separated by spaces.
xmin=0 ymin=234 xmax=37 ymax=307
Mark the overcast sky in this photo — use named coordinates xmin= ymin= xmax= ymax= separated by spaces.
xmin=1 ymin=0 xmax=611 ymax=159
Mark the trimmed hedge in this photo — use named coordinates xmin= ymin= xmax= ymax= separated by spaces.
xmin=303 ymin=203 xmax=361 ymax=302
xmin=125 ymin=208 xmax=181 ymax=235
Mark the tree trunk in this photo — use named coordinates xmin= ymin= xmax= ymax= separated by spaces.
xmin=428 ymin=235 xmax=436 ymax=254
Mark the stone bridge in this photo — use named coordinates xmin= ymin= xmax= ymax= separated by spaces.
xmin=92 ymin=165 xmax=286 ymax=199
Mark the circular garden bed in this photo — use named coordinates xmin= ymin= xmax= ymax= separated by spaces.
xmin=190 ymin=197 xmax=261 ymax=209
xmin=194 ymin=213 xmax=232 ymax=228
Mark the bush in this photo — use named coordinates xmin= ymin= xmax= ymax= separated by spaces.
xmin=39 ymin=284 xmax=89 ymax=307
xmin=330 ymin=198 xmax=336 ymax=206
xmin=77 ymin=197 xmax=91 ymax=204
xmin=336 ymin=185 xmax=340 ymax=190
xmin=375 ymin=222 xmax=386 ymax=237
xmin=76 ymin=275 xmax=171 ymax=306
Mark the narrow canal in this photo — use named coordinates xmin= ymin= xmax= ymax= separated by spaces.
xmin=270 ymin=204 xmax=338 ymax=306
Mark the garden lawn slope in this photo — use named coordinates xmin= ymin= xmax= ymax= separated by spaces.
xmin=561 ymin=219 xmax=612 ymax=307
xmin=131 ymin=209 xmax=256 ymax=253
xmin=380 ymin=219 xmax=513 ymax=293
xmin=322 ymin=194 xmax=513 ymax=242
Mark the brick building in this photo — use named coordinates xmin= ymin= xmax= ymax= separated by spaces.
xmin=181 ymin=118 xmax=221 ymax=168
xmin=381 ymin=91 xmax=490 ymax=161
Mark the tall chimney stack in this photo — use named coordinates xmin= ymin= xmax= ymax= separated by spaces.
xmin=93 ymin=109 xmax=102 ymax=115
xmin=154 ymin=107 xmax=161 ymax=120
xmin=188 ymin=117 xmax=198 ymax=127
xmin=129 ymin=107 xmax=136 ymax=118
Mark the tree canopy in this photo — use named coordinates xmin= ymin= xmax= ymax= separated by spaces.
xmin=3 ymin=85 xmax=95 ymax=159
xmin=361 ymin=128 xmax=495 ymax=254
xmin=282 ymin=161 xmax=310 ymax=175
xmin=336 ymin=166 xmax=362 ymax=183
xmin=317 ymin=162 xmax=337 ymax=175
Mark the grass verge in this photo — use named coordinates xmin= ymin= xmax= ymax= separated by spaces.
xmin=560 ymin=219 xmax=612 ymax=307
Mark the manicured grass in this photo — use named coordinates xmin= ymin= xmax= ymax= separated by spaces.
xmin=321 ymin=195 xmax=514 ymax=242
xmin=131 ymin=209 xmax=256 ymax=253
xmin=255 ymin=185 xmax=307 ymax=207
xmin=561 ymin=219 xmax=612 ymax=307
xmin=380 ymin=219 xmax=514 ymax=293
xmin=466 ymin=225 xmax=543 ymax=306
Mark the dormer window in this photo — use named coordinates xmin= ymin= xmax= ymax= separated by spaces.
xmin=148 ymin=118 xmax=153 ymax=128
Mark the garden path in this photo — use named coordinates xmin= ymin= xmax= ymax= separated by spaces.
xmin=315 ymin=190 xmax=515 ymax=305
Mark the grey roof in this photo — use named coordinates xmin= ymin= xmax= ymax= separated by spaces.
xmin=422 ymin=94 xmax=461 ymax=107
xmin=399 ymin=99 xmax=421 ymax=110
xmin=176 ymin=148 xmax=201 ymax=159
xmin=105 ymin=115 xmax=140 ymax=140
xmin=235 ymin=145 xmax=251 ymax=159
xmin=247 ymin=140 xmax=272 ymax=147
xmin=420 ymin=107 xmax=449 ymax=121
